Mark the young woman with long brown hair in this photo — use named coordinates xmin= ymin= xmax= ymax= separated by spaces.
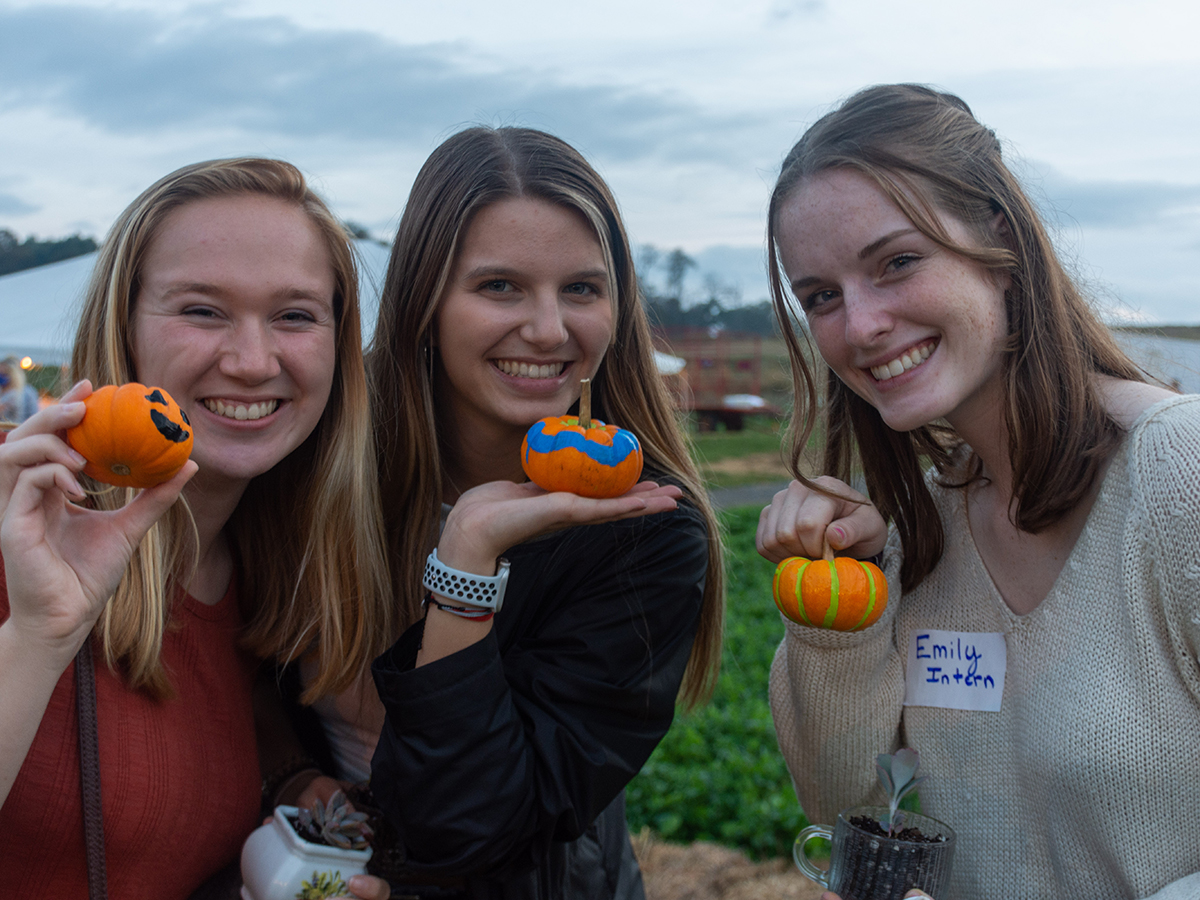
xmin=356 ymin=126 xmax=724 ymax=899
xmin=758 ymin=85 xmax=1199 ymax=899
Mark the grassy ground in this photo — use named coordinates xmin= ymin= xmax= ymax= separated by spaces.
xmin=688 ymin=415 xmax=820 ymax=490
xmin=625 ymin=504 xmax=808 ymax=860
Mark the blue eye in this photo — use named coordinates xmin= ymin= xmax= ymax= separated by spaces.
xmin=803 ymin=289 xmax=839 ymax=312
xmin=564 ymin=282 xmax=600 ymax=297
xmin=886 ymin=254 xmax=919 ymax=272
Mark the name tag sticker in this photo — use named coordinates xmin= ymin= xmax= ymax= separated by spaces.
xmin=904 ymin=629 xmax=1006 ymax=712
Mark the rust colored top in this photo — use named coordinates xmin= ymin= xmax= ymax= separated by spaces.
xmin=0 ymin=567 xmax=261 ymax=899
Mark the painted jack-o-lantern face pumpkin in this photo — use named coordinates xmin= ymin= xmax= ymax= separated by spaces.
xmin=521 ymin=416 xmax=643 ymax=499
xmin=66 ymin=383 xmax=193 ymax=489
xmin=772 ymin=555 xmax=888 ymax=632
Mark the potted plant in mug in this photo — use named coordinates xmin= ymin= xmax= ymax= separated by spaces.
xmin=794 ymin=749 xmax=956 ymax=900
xmin=241 ymin=790 xmax=374 ymax=900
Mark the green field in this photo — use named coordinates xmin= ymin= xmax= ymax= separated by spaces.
xmin=625 ymin=505 xmax=808 ymax=860
xmin=688 ymin=416 xmax=786 ymax=463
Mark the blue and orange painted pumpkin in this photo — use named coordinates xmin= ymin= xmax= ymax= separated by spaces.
xmin=772 ymin=556 xmax=888 ymax=632
xmin=66 ymin=382 xmax=193 ymax=489
xmin=521 ymin=416 xmax=643 ymax=499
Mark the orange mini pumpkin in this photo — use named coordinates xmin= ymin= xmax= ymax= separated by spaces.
xmin=66 ymin=383 xmax=193 ymax=489
xmin=772 ymin=555 xmax=888 ymax=632
xmin=521 ymin=416 xmax=643 ymax=499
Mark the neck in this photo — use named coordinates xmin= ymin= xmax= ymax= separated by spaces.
xmin=944 ymin=382 xmax=1013 ymax=498
xmin=179 ymin=476 xmax=247 ymax=604
xmin=439 ymin=417 xmax=527 ymax=502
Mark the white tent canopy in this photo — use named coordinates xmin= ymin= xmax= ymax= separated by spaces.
xmin=0 ymin=252 xmax=98 ymax=364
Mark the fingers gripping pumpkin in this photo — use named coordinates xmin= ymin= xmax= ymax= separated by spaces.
xmin=66 ymin=383 xmax=193 ymax=489
xmin=772 ymin=555 xmax=888 ymax=632
xmin=520 ymin=378 xmax=643 ymax=499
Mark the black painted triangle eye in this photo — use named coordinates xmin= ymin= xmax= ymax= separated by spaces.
xmin=151 ymin=408 xmax=190 ymax=443
xmin=145 ymin=389 xmax=168 ymax=406
xmin=180 ymin=409 xmax=190 ymax=425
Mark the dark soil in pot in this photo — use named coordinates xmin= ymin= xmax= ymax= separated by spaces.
xmin=833 ymin=815 xmax=951 ymax=900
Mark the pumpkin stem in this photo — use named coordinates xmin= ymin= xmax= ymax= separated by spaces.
xmin=578 ymin=378 xmax=592 ymax=429
xmin=821 ymin=536 xmax=834 ymax=562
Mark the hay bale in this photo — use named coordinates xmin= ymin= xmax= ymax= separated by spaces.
xmin=632 ymin=830 xmax=825 ymax=900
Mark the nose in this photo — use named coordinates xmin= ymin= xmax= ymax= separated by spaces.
xmin=842 ymin=283 xmax=894 ymax=348
xmin=220 ymin=320 xmax=282 ymax=382
xmin=519 ymin=291 xmax=569 ymax=350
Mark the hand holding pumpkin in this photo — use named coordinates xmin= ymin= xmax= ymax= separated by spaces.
xmin=757 ymin=476 xmax=890 ymax=631
xmin=0 ymin=381 xmax=196 ymax=662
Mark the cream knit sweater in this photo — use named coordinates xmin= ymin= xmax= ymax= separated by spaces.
xmin=770 ymin=395 xmax=1200 ymax=899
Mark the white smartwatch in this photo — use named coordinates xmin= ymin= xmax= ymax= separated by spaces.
xmin=422 ymin=549 xmax=511 ymax=612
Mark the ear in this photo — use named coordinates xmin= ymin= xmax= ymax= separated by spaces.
xmin=989 ymin=209 xmax=1015 ymax=251
xmin=987 ymin=210 xmax=1015 ymax=293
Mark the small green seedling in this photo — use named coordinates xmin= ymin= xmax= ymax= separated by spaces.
xmin=875 ymin=748 xmax=926 ymax=837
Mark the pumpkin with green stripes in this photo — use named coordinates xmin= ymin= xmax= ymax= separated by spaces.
xmin=772 ymin=556 xmax=888 ymax=631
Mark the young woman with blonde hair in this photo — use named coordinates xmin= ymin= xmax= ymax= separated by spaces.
xmin=358 ymin=126 xmax=724 ymax=899
xmin=0 ymin=157 xmax=392 ymax=899
xmin=759 ymin=84 xmax=1199 ymax=899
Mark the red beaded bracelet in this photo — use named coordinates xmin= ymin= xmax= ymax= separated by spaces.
xmin=422 ymin=593 xmax=495 ymax=622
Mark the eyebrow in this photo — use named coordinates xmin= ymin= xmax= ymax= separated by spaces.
xmin=858 ymin=228 xmax=917 ymax=260
xmin=462 ymin=266 xmax=609 ymax=282
xmin=789 ymin=228 xmax=919 ymax=294
xmin=159 ymin=281 xmax=331 ymax=304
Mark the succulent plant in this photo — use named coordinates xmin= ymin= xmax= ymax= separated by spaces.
xmin=294 ymin=790 xmax=373 ymax=851
xmin=875 ymin=747 xmax=926 ymax=837
xmin=296 ymin=870 xmax=348 ymax=900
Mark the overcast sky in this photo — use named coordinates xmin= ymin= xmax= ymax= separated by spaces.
xmin=2 ymin=0 xmax=1199 ymax=321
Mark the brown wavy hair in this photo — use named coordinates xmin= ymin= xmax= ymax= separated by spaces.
xmin=368 ymin=126 xmax=724 ymax=707
xmin=71 ymin=157 xmax=392 ymax=700
xmin=767 ymin=84 xmax=1147 ymax=592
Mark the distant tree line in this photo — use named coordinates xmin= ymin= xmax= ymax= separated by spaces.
xmin=1113 ymin=324 xmax=1200 ymax=342
xmin=0 ymin=219 xmax=386 ymax=278
xmin=636 ymin=245 xmax=778 ymax=336
xmin=0 ymin=229 xmax=98 ymax=277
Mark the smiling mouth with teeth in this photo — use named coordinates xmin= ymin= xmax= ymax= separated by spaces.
xmin=203 ymin=398 xmax=279 ymax=421
xmin=495 ymin=360 xmax=566 ymax=379
xmin=870 ymin=341 xmax=936 ymax=382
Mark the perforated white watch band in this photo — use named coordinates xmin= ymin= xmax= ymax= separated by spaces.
xmin=422 ymin=549 xmax=511 ymax=612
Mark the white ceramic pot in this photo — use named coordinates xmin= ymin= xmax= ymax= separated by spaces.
xmin=240 ymin=805 xmax=373 ymax=900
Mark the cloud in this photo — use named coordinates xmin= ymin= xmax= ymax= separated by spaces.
xmin=1025 ymin=164 xmax=1200 ymax=229
xmin=0 ymin=4 xmax=754 ymax=164
xmin=766 ymin=0 xmax=826 ymax=22
xmin=0 ymin=192 xmax=37 ymax=215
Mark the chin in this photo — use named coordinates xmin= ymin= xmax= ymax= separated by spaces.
xmin=875 ymin=406 xmax=937 ymax=434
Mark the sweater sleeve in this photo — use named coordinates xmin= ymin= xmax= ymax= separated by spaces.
xmin=1113 ymin=396 xmax=1200 ymax=898
xmin=369 ymin=504 xmax=708 ymax=881
xmin=1129 ymin=397 xmax=1200 ymax=705
xmin=767 ymin=531 xmax=906 ymax=826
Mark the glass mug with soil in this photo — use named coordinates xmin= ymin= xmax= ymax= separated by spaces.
xmin=794 ymin=805 xmax=955 ymax=900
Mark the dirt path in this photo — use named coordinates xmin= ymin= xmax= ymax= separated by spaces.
xmin=633 ymin=832 xmax=824 ymax=900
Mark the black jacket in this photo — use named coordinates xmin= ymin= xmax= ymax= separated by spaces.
xmin=370 ymin=501 xmax=709 ymax=899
